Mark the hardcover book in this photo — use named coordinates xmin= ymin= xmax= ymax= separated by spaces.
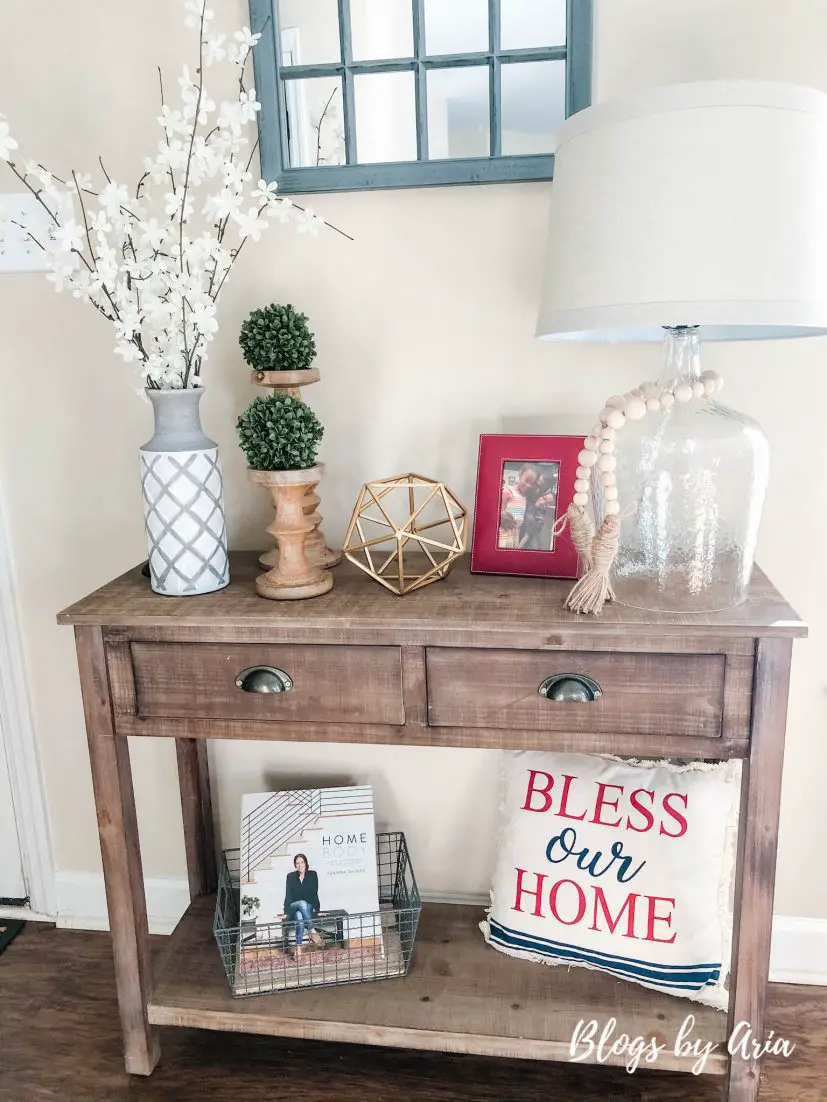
xmin=236 ymin=784 xmax=387 ymax=993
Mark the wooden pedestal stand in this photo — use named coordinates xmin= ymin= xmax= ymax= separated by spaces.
xmin=248 ymin=466 xmax=333 ymax=600
xmin=252 ymin=369 xmax=342 ymax=570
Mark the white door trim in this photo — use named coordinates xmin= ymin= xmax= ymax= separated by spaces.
xmin=0 ymin=486 xmax=56 ymax=916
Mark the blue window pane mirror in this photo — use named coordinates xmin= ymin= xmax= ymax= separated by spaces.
xmin=249 ymin=0 xmax=593 ymax=193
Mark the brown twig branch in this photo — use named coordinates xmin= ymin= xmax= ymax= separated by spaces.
xmin=158 ymin=66 xmax=177 ymax=196
xmin=72 ymin=168 xmax=96 ymax=266
xmin=314 ymin=87 xmax=338 ymax=167
xmin=180 ymin=4 xmax=207 ymax=388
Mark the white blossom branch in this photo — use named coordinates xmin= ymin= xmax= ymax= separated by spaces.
xmin=0 ymin=0 xmax=352 ymax=392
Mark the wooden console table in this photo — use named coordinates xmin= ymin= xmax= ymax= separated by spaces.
xmin=58 ymin=553 xmax=805 ymax=1100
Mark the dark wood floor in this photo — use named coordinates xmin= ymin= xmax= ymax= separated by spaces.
xmin=2 ymin=922 xmax=826 ymax=1101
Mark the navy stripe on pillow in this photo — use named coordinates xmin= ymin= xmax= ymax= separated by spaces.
xmin=489 ymin=918 xmax=720 ymax=972
xmin=488 ymin=919 xmax=721 ymax=991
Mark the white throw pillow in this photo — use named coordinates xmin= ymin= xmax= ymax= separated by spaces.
xmin=482 ymin=751 xmax=739 ymax=1009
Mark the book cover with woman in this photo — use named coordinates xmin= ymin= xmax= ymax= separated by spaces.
xmin=281 ymin=853 xmax=323 ymax=959
xmin=238 ymin=785 xmax=383 ymax=986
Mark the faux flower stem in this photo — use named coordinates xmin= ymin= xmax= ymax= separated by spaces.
xmin=0 ymin=0 xmax=351 ymax=391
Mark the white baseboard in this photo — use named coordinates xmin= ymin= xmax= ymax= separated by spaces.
xmin=55 ymin=871 xmax=191 ymax=935
xmin=420 ymin=889 xmax=488 ymax=908
xmin=768 ymin=916 xmax=827 ymax=985
xmin=53 ymin=880 xmax=495 ymax=935
xmin=52 ymin=872 xmax=827 ymax=985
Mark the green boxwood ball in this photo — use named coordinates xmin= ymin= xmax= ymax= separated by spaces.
xmin=239 ymin=303 xmax=317 ymax=373
xmin=237 ymin=394 xmax=324 ymax=471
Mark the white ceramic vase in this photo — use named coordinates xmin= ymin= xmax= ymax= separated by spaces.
xmin=140 ymin=388 xmax=230 ymax=596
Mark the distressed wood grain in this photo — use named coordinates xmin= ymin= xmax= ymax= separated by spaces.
xmin=74 ymin=626 xmax=160 ymax=1075
xmin=130 ymin=641 xmax=405 ymax=725
xmin=62 ymin=556 xmax=805 ymax=1096
xmin=426 ymin=647 xmax=732 ymax=739
xmin=58 ymin=554 xmax=805 ymax=639
xmin=726 ymin=638 xmax=794 ymax=1101
xmin=175 ymin=739 xmax=217 ymax=899
xmin=149 ymin=896 xmax=729 ymax=1074
xmin=112 ymin=712 xmax=750 ymax=758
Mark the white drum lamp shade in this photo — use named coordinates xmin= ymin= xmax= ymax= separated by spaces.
xmin=537 ymin=81 xmax=827 ymax=342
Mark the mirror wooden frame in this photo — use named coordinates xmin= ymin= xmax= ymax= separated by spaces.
xmin=249 ymin=0 xmax=593 ymax=193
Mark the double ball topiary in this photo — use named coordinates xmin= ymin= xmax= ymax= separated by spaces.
xmin=237 ymin=394 xmax=324 ymax=471
xmin=239 ymin=302 xmax=317 ymax=373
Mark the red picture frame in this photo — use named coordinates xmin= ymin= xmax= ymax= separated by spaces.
xmin=470 ymin=434 xmax=582 ymax=579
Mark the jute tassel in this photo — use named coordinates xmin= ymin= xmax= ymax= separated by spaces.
xmin=553 ymin=502 xmax=596 ymax=573
xmin=564 ymin=515 xmax=620 ymax=615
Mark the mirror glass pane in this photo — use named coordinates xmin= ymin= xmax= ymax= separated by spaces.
xmin=354 ymin=72 xmax=417 ymax=163
xmin=424 ymin=0 xmax=489 ymax=55
xmin=284 ymin=77 xmax=346 ymax=167
xmin=278 ymin=0 xmax=341 ymax=66
xmin=500 ymin=61 xmax=566 ymax=155
xmin=428 ymin=67 xmax=490 ymax=159
xmin=500 ymin=0 xmax=567 ymax=49
xmin=351 ymin=0 xmax=414 ymax=60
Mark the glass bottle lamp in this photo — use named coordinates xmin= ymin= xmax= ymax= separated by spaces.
xmin=608 ymin=327 xmax=770 ymax=611
xmin=537 ymin=81 xmax=827 ymax=611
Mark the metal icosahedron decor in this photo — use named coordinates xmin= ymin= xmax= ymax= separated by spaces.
xmin=343 ymin=474 xmax=467 ymax=595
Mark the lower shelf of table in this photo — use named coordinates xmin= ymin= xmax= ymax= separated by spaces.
xmin=148 ymin=896 xmax=729 ymax=1075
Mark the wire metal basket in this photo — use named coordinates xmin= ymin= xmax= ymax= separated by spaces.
xmin=214 ymin=831 xmax=421 ymax=997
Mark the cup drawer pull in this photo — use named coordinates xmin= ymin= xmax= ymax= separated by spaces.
xmin=538 ymin=674 xmax=602 ymax=702
xmin=235 ymin=666 xmax=294 ymax=694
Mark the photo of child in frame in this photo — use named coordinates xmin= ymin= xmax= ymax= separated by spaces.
xmin=498 ymin=461 xmax=560 ymax=551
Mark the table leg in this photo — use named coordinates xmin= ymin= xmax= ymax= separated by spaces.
xmin=75 ymin=626 xmax=160 ymax=1076
xmin=175 ymin=738 xmax=217 ymax=898
xmin=725 ymin=637 xmax=793 ymax=1101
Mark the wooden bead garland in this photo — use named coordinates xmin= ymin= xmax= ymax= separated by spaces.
xmin=561 ymin=369 xmax=724 ymax=616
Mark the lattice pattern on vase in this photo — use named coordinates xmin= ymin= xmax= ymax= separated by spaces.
xmin=140 ymin=448 xmax=230 ymax=596
xmin=343 ymin=473 xmax=467 ymax=595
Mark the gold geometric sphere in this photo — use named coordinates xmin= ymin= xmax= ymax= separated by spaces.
xmin=343 ymin=473 xmax=467 ymax=595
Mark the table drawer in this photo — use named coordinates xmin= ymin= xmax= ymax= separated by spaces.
xmin=130 ymin=642 xmax=405 ymax=725
xmin=426 ymin=648 xmax=731 ymax=739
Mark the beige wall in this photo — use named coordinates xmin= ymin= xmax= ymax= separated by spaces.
xmin=1 ymin=0 xmax=827 ymax=914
